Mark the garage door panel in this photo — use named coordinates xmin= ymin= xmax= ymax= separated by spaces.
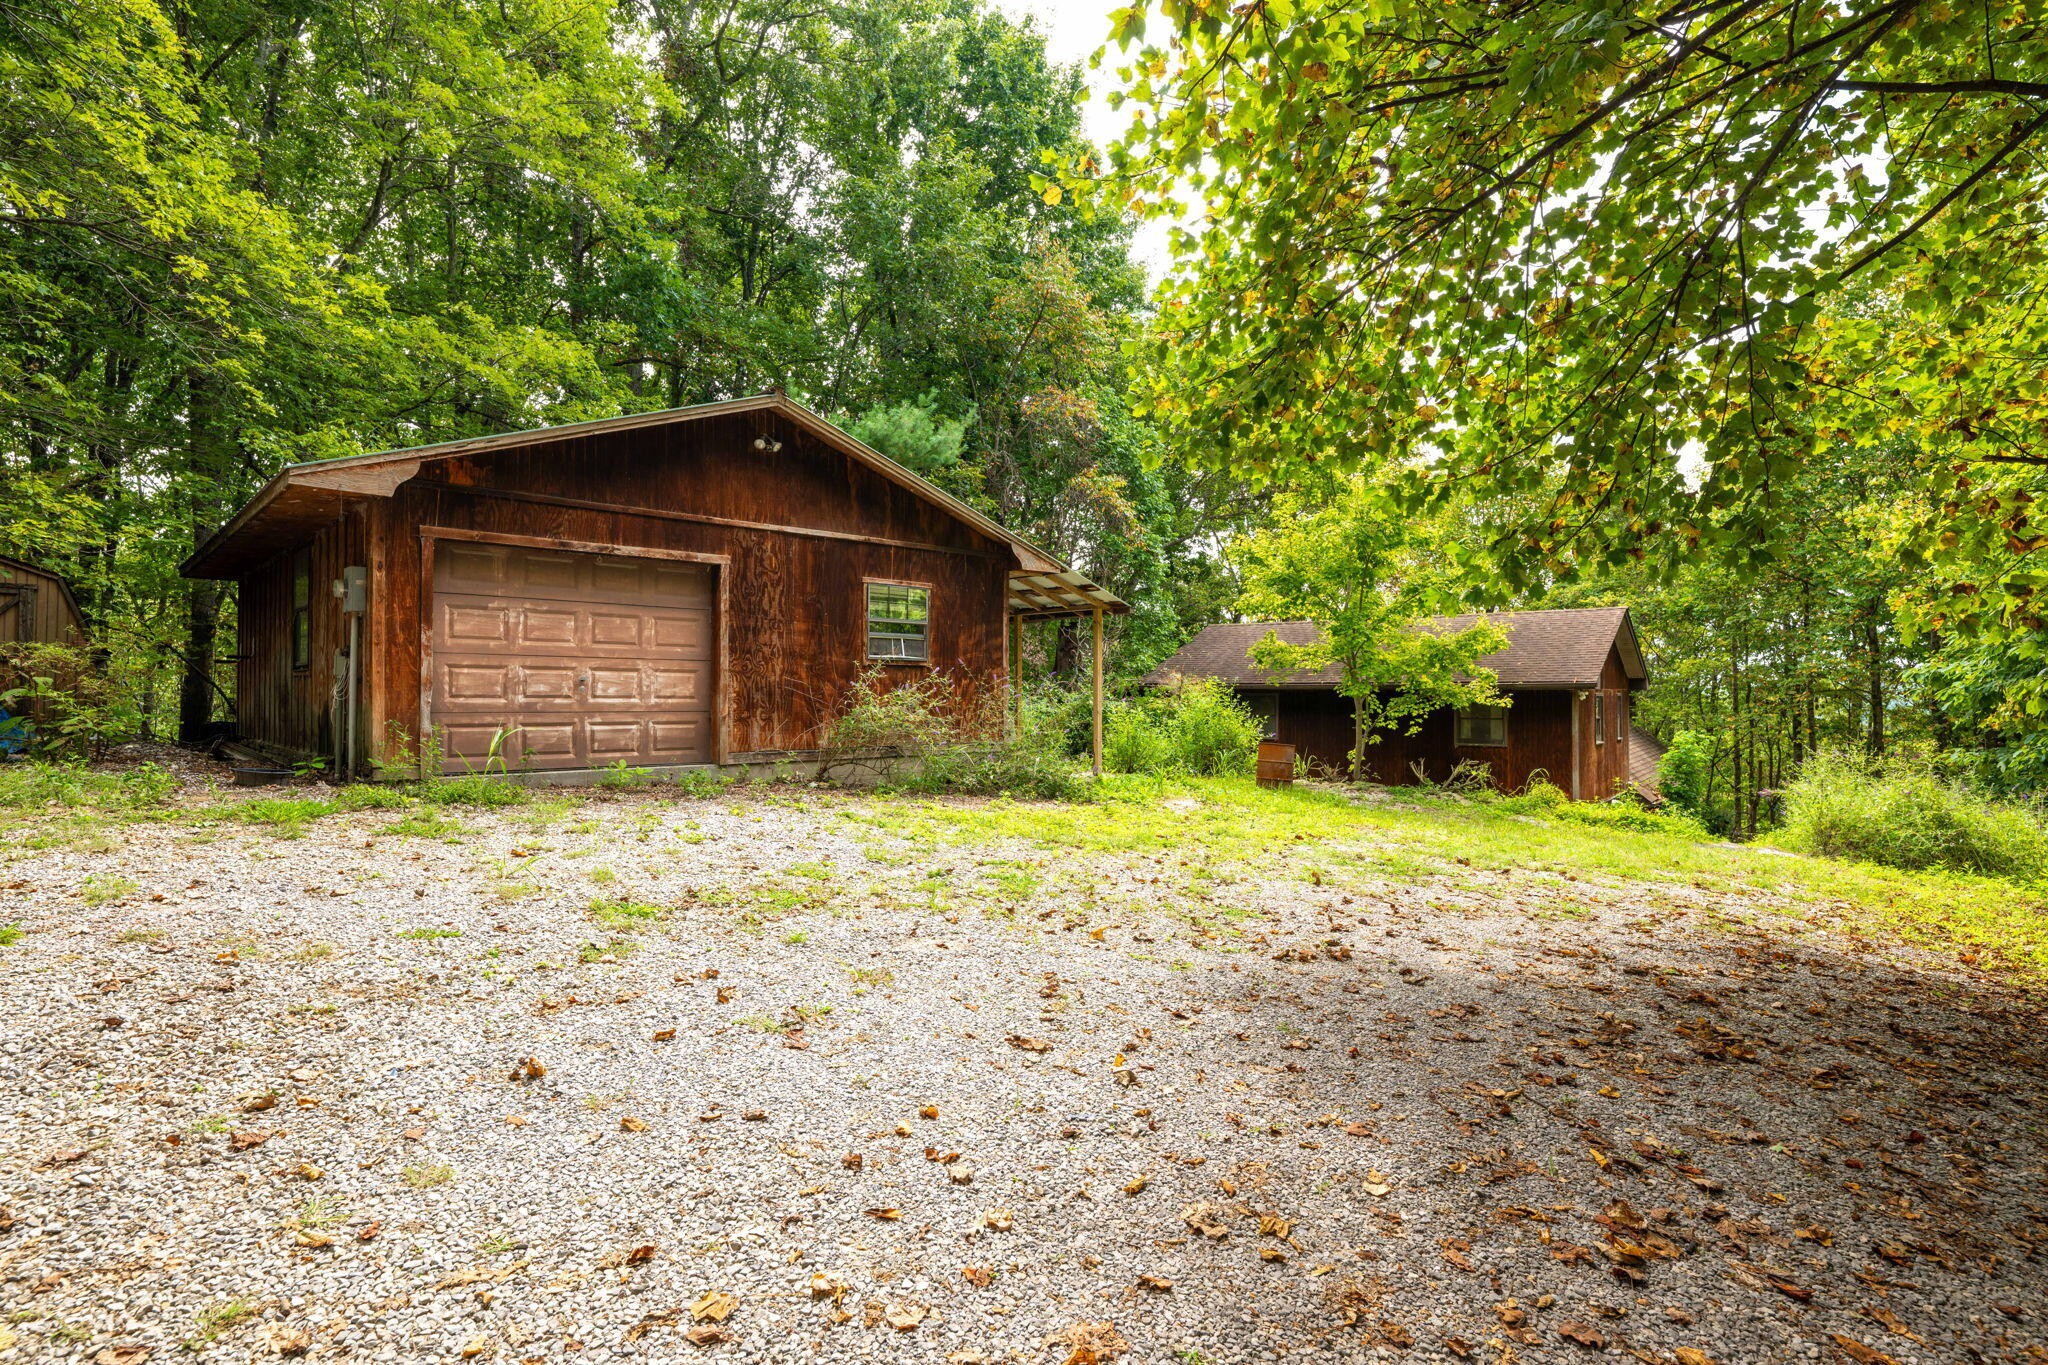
xmin=649 ymin=666 xmax=706 ymax=704
xmin=649 ymin=718 xmax=707 ymax=761
xmin=585 ymin=721 xmax=647 ymax=760
xmin=444 ymin=605 xmax=510 ymax=646
xmin=511 ymin=608 xmax=574 ymax=647
xmin=441 ymin=663 xmax=511 ymax=704
xmin=589 ymin=612 xmax=645 ymax=647
xmin=514 ymin=666 xmax=578 ymax=704
xmin=432 ymin=545 xmax=715 ymax=772
xmin=587 ymin=666 xmax=644 ymax=702
xmin=650 ymin=611 xmax=712 ymax=653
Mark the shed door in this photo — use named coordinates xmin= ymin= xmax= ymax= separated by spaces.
xmin=430 ymin=543 xmax=715 ymax=773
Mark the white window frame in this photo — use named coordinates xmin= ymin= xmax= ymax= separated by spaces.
xmin=864 ymin=582 xmax=930 ymax=663
xmin=1455 ymin=702 xmax=1508 ymax=747
xmin=1594 ymin=692 xmax=1606 ymax=745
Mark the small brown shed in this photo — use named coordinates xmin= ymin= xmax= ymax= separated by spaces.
xmin=0 ymin=554 xmax=86 ymax=648
xmin=1148 ymin=607 xmax=1647 ymax=799
xmin=180 ymin=394 xmax=1126 ymax=779
xmin=0 ymin=554 xmax=89 ymax=741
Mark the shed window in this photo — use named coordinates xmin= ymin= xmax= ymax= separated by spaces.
xmin=291 ymin=550 xmax=312 ymax=671
xmin=1455 ymin=703 xmax=1507 ymax=747
xmin=1594 ymin=692 xmax=1606 ymax=745
xmin=1246 ymin=692 xmax=1279 ymax=740
xmin=866 ymin=583 xmax=929 ymax=662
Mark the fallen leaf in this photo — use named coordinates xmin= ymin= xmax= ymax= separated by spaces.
xmin=684 ymin=1325 xmax=731 ymax=1346
xmin=742 ymin=1108 xmax=766 ymax=1121
xmin=509 ymin=1057 xmax=545 ymax=1082
xmin=1362 ymin=1170 xmax=1392 ymax=1197
xmin=291 ymin=1163 xmax=322 ymax=1181
xmin=264 ymin=1323 xmax=313 ymax=1356
xmin=94 ymin=1347 xmax=150 ymax=1365
xmin=1258 ymin=1246 xmax=1287 ymax=1263
xmin=883 ymin=1302 xmax=926 ymax=1331
xmin=1123 ymin=1176 xmax=1148 ymax=1196
xmin=295 ymin=1230 xmax=333 ymax=1249
xmin=619 ymin=1116 xmax=649 ymax=1132
xmin=1557 ymin=1320 xmax=1606 ymax=1349
xmin=401 ymin=1126 xmax=425 ymax=1141
xmin=962 ymin=1265 xmax=993 ymax=1288
xmin=240 ymin=1092 xmax=278 ymax=1113
xmin=229 ymin=1131 xmax=269 ymax=1151
xmin=1828 ymin=1337 xmax=1902 ymax=1365
xmin=1056 ymin=1320 xmax=1128 ymax=1364
xmin=715 ymin=985 xmax=734 ymax=1003
xmin=457 ymin=1333 xmax=490 ymax=1359
xmin=689 ymin=1291 xmax=739 ymax=1323
xmin=920 ymin=1105 xmax=939 ymax=1119
xmin=1865 ymin=1306 xmax=1923 ymax=1343
xmin=865 ymin=1207 xmax=902 ymax=1221
xmin=357 ymin=1220 xmax=381 ymax=1241
xmin=1006 ymin=1035 xmax=1052 ymax=1053
xmin=1674 ymin=1350 xmax=1717 ymax=1365
xmin=1182 ymin=1202 xmax=1230 ymax=1239
xmin=652 ymin=1028 xmax=676 ymax=1041
xmin=810 ymin=1273 xmax=847 ymax=1300
xmin=983 ymin=1208 xmax=1014 ymax=1230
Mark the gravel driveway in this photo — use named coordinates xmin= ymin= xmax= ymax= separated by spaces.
xmin=2 ymin=774 xmax=2044 ymax=1365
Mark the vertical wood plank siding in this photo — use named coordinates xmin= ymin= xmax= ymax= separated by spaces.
xmin=313 ymin=408 xmax=1011 ymax=771
xmin=1249 ymin=686 xmax=1580 ymax=794
xmin=0 ymin=557 xmax=85 ymax=646
xmin=235 ymin=512 xmax=365 ymax=763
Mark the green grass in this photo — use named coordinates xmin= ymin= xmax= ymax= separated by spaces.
xmin=420 ymin=774 xmax=527 ymax=808
xmin=578 ymin=938 xmax=635 ymax=963
xmin=401 ymin=1162 xmax=455 ymax=1189
xmin=382 ymin=808 xmax=467 ymax=839
xmin=587 ymin=896 xmax=667 ymax=930
xmin=396 ymin=926 xmax=462 ymax=941
xmin=0 ymin=922 xmax=22 ymax=946
xmin=79 ymin=873 xmax=139 ymax=906
xmin=856 ymin=774 xmax=2048 ymax=983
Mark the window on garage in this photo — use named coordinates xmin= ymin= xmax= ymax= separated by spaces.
xmin=866 ymin=583 xmax=930 ymax=662
xmin=291 ymin=549 xmax=312 ymax=671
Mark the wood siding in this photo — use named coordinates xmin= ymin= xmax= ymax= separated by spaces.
xmin=234 ymin=512 xmax=366 ymax=765
xmin=1243 ymin=686 xmax=1593 ymax=796
xmin=0 ymin=557 xmax=84 ymax=646
xmin=261 ymin=407 xmax=1016 ymax=773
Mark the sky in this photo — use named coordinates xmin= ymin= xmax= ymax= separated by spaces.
xmin=1002 ymin=0 xmax=1181 ymax=279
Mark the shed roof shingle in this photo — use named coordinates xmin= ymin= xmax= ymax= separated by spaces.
xmin=1145 ymin=607 xmax=1643 ymax=691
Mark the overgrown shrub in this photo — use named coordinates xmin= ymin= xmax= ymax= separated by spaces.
xmin=1102 ymin=678 xmax=1261 ymax=778
xmin=819 ymin=666 xmax=1089 ymax=799
xmin=0 ymin=760 xmax=177 ymax=810
xmin=1480 ymin=778 xmax=1708 ymax=838
xmin=0 ymin=643 xmax=142 ymax=757
xmin=1656 ymin=730 xmax=1713 ymax=815
xmin=1781 ymin=750 xmax=2047 ymax=879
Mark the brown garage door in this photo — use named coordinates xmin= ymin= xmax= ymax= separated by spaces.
xmin=430 ymin=542 xmax=715 ymax=773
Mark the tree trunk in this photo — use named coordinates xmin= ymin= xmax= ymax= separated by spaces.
xmin=1864 ymin=618 xmax=1885 ymax=757
xmin=178 ymin=583 xmax=223 ymax=742
xmin=1350 ymin=693 xmax=1366 ymax=783
xmin=178 ymin=371 xmax=231 ymax=743
xmin=1052 ymin=618 xmax=1081 ymax=681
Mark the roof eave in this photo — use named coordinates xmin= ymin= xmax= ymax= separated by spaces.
xmin=179 ymin=393 xmax=1072 ymax=581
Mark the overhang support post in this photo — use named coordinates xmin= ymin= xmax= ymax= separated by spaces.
xmin=1090 ymin=606 xmax=1104 ymax=779
xmin=1009 ymin=613 xmax=1024 ymax=738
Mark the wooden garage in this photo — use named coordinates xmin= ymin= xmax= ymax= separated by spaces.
xmin=181 ymin=394 xmax=1126 ymax=778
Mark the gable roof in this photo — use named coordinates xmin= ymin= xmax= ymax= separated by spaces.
xmin=1145 ymin=607 xmax=1645 ymax=691
xmin=0 ymin=553 xmax=86 ymax=636
xmin=179 ymin=395 xmax=1124 ymax=618
xmin=1628 ymin=725 xmax=1667 ymax=801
